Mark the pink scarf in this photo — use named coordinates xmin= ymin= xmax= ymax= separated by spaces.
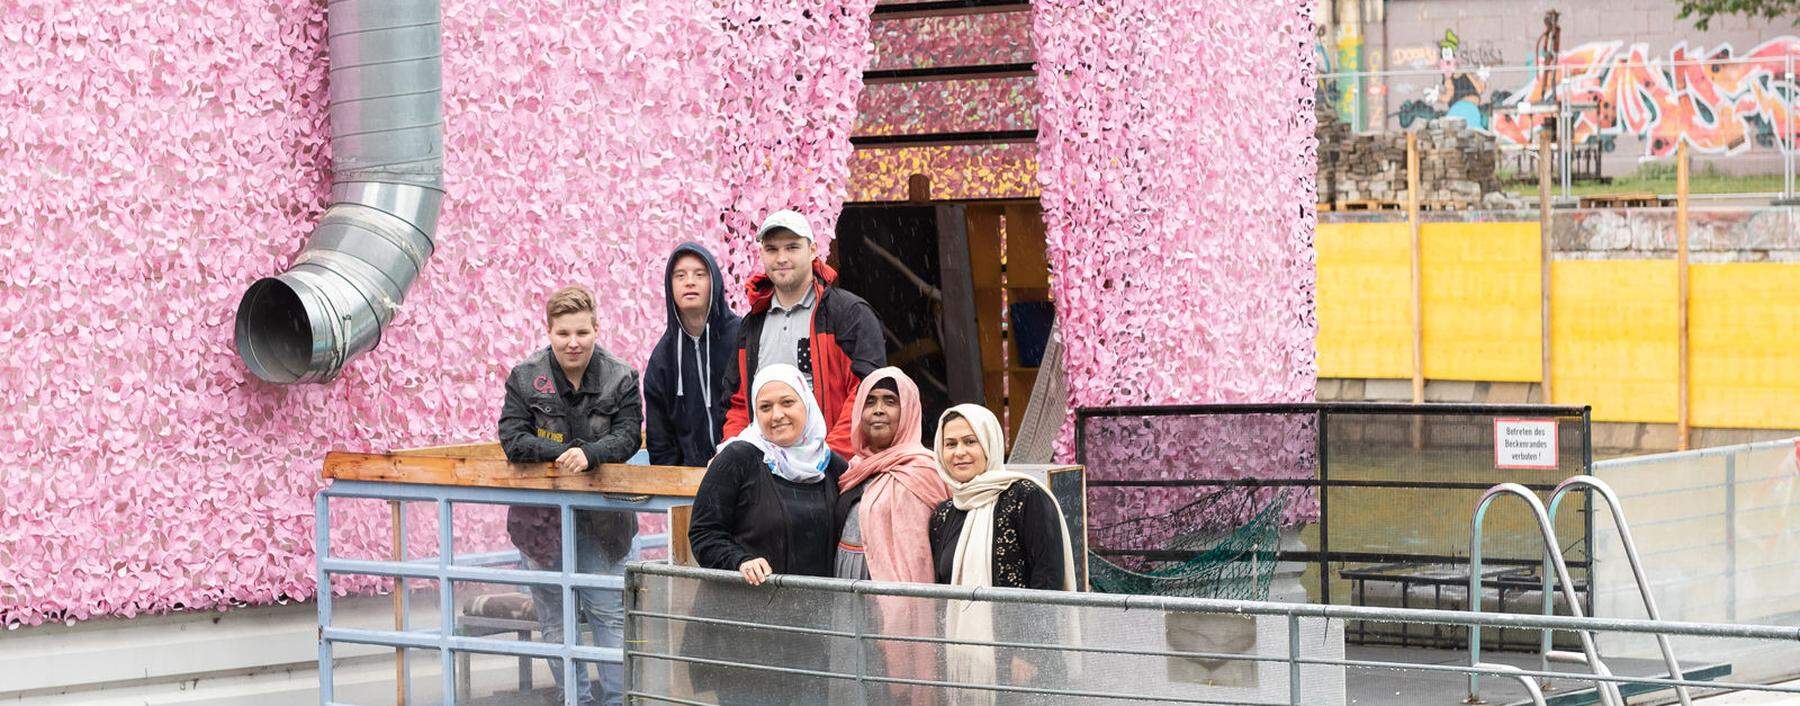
xmin=838 ymin=367 xmax=950 ymax=583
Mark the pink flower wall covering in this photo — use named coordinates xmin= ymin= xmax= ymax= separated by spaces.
xmin=0 ymin=0 xmax=871 ymax=627
xmin=1032 ymin=1 xmax=1320 ymax=524
xmin=0 ymin=0 xmax=1320 ymax=625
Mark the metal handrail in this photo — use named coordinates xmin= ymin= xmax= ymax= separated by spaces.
xmin=1545 ymin=476 xmax=1692 ymax=706
xmin=1468 ymin=483 xmax=1622 ymax=706
xmin=632 ymin=562 xmax=1800 ymax=641
xmin=627 ymin=563 xmax=1800 ymax=705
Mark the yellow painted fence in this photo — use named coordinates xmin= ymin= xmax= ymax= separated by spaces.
xmin=1316 ymin=222 xmax=1800 ymax=429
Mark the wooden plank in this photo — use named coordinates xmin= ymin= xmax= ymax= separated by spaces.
xmin=392 ymin=441 xmax=508 ymax=460
xmin=1677 ymin=142 xmax=1691 ymax=451
xmin=936 ymin=203 xmax=987 ymax=406
xmin=669 ymin=504 xmax=696 ymax=567
xmin=1406 ymin=130 xmax=1424 ymax=408
xmin=1002 ymin=203 xmax=1050 ymax=289
xmin=965 ymin=206 xmax=1003 ymax=288
xmin=1407 ymin=131 xmax=1425 ymax=450
xmin=1539 ymin=125 xmax=1555 ymax=405
xmin=323 ymin=451 xmax=706 ymax=497
xmin=391 ymin=500 xmax=406 ymax=706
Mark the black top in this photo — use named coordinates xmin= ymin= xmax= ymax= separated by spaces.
xmin=689 ymin=441 xmax=846 ymax=576
xmin=929 ymin=479 xmax=1068 ymax=590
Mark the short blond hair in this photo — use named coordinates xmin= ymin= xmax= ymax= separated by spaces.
xmin=545 ymin=285 xmax=596 ymax=327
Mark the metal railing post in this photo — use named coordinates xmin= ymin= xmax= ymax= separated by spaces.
xmin=622 ymin=567 xmax=638 ymax=702
xmin=1317 ymin=410 xmax=1331 ymax=606
xmin=1778 ymin=53 xmax=1792 ymax=198
xmin=561 ymin=503 xmax=578 ymax=706
xmin=854 ymin=586 xmax=870 ymax=706
xmin=316 ymin=491 xmax=334 ymax=704
xmin=1289 ymin=614 xmax=1303 ymax=705
xmin=439 ymin=499 xmax=456 ymax=706
xmin=1725 ymin=454 xmax=1738 ymax=622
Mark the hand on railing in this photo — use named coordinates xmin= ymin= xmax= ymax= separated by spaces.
xmin=556 ymin=447 xmax=589 ymax=473
xmin=739 ymin=557 xmax=773 ymax=585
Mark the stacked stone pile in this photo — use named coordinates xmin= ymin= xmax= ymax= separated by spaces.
xmin=1315 ymin=106 xmax=1512 ymax=207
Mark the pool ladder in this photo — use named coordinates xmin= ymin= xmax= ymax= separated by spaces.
xmin=1466 ymin=476 xmax=1691 ymax=706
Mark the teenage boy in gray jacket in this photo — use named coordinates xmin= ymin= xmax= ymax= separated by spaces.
xmin=498 ymin=285 xmax=642 ymax=706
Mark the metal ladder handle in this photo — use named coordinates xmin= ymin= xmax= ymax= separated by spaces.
xmin=1476 ymin=663 xmax=1550 ymax=706
xmin=1546 ymin=476 xmax=1692 ymax=706
xmin=1469 ymin=483 xmax=1623 ymax=706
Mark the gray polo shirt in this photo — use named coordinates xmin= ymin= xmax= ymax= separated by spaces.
xmin=757 ymin=286 xmax=816 ymax=387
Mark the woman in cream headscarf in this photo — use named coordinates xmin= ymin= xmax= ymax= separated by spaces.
xmin=928 ymin=404 xmax=1076 ymax=703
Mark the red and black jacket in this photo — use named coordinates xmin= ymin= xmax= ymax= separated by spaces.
xmin=722 ymin=260 xmax=886 ymax=457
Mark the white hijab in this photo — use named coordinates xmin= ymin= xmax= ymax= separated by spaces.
xmin=722 ymin=364 xmax=831 ymax=483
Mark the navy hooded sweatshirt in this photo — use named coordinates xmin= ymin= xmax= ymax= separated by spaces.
xmin=644 ymin=243 xmax=743 ymax=467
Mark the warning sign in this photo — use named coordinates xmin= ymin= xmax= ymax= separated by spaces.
xmin=1494 ymin=418 xmax=1559 ymax=470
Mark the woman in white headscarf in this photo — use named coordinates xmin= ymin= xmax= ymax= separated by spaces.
xmin=689 ymin=363 xmax=845 ymax=583
xmin=928 ymin=404 xmax=1076 ymax=704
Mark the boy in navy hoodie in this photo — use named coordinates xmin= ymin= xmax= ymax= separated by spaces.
xmin=644 ymin=243 xmax=742 ymax=467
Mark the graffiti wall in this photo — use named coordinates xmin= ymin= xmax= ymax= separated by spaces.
xmin=1331 ymin=0 xmax=1797 ymax=175
xmin=1385 ymin=35 xmax=1798 ymax=158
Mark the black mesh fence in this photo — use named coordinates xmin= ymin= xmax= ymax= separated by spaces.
xmin=1076 ymin=403 xmax=1593 ymax=650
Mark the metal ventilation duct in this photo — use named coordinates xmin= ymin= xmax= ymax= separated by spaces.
xmin=235 ymin=0 xmax=444 ymax=384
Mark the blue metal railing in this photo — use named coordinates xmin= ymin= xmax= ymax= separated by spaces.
xmin=315 ymin=478 xmax=685 ymax=706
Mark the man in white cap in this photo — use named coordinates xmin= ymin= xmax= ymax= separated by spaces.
xmin=721 ymin=209 xmax=886 ymax=457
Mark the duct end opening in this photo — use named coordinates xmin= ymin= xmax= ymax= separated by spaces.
xmin=236 ymin=277 xmax=333 ymax=384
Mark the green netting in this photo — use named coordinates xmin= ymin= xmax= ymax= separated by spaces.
xmin=1088 ymin=492 xmax=1284 ymax=601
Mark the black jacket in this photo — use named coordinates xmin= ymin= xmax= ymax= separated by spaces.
xmin=498 ymin=346 xmax=643 ymax=566
xmin=688 ymin=441 xmax=847 ymax=576
xmin=644 ymin=243 xmax=742 ymax=467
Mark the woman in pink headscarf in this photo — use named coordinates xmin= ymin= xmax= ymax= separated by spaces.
xmin=834 ymin=367 xmax=950 ymax=581
xmin=834 ymin=367 xmax=950 ymax=703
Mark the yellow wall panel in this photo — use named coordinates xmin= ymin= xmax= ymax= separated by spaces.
xmin=1690 ymin=264 xmax=1800 ymax=429
xmin=1550 ymin=260 xmax=1679 ymax=423
xmin=1420 ymin=222 xmax=1542 ymax=381
xmin=1316 ymin=222 xmax=1411 ymax=379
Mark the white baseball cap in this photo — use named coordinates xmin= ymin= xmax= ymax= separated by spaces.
xmin=756 ymin=210 xmax=815 ymax=244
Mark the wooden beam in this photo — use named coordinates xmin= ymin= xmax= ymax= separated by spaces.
xmin=392 ymin=441 xmax=507 ymax=460
xmin=852 ymin=129 xmax=1037 ymax=149
xmin=937 ymin=204 xmax=987 ymax=405
xmin=864 ymin=63 xmax=1035 ymax=85
xmin=1406 ymin=130 xmax=1424 ymax=408
xmin=669 ymin=504 xmax=695 ymax=567
xmin=872 ymin=0 xmax=1030 ymax=20
xmin=1406 ymin=131 xmax=1425 ymax=449
xmin=390 ymin=500 xmax=406 ymax=706
xmin=1677 ymin=142 xmax=1691 ymax=451
xmin=323 ymin=451 xmax=706 ymax=497
xmin=908 ymin=173 xmax=932 ymax=203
